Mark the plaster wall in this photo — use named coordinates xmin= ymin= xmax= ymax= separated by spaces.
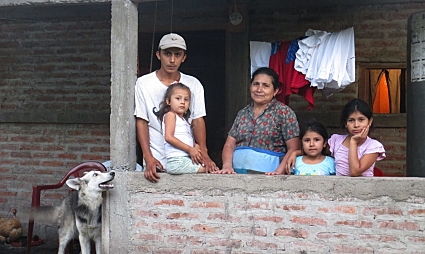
xmin=119 ymin=173 xmax=425 ymax=253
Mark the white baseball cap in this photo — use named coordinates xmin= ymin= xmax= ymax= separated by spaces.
xmin=158 ymin=33 xmax=187 ymax=50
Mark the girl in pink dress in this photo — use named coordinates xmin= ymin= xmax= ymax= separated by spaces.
xmin=327 ymin=99 xmax=385 ymax=176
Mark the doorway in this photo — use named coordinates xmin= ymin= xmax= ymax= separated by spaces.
xmin=138 ymin=30 xmax=226 ymax=167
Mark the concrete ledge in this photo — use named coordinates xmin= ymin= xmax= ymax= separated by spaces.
xmin=127 ymin=173 xmax=425 ymax=201
xmin=109 ymin=172 xmax=425 ymax=252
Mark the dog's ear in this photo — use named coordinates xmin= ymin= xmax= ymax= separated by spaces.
xmin=66 ymin=178 xmax=82 ymax=190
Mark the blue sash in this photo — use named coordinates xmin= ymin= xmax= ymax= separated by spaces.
xmin=232 ymin=146 xmax=285 ymax=174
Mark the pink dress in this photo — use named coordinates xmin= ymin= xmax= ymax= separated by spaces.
xmin=328 ymin=134 xmax=386 ymax=176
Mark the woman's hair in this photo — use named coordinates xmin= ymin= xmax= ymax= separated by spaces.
xmin=157 ymin=82 xmax=191 ymax=122
xmin=251 ymin=67 xmax=280 ymax=91
xmin=340 ymin=98 xmax=373 ymax=128
xmin=300 ymin=119 xmax=329 ymax=155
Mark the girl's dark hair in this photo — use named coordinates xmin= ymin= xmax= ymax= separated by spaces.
xmin=251 ymin=67 xmax=280 ymax=91
xmin=340 ymin=98 xmax=373 ymax=128
xmin=300 ymin=119 xmax=329 ymax=156
xmin=157 ymin=83 xmax=191 ymax=122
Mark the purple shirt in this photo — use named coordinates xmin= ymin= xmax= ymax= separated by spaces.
xmin=328 ymin=134 xmax=386 ymax=176
xmin=228 ymin=99 xmax=299 ymax=153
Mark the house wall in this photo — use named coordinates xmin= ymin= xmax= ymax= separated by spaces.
xmin=0 ymin=2 xmax=423 ymax=248
xmin=0 ymin=4 xmax=111 ymax=218
xmin=248 ymin=2 xmax=425 ymax=177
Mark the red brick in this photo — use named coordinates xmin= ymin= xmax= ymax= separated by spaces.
xmin=250 ymin=215 xmax=283 ymax=223
xmin=333 ymin=245 xmax=373 ymax=253
xmin=407 ymin=236 xmax=425 ymax=243
xmin=316 ymin=232 xmax=352 ymax=239
xmin=167 ymin=213 xmax=199 ymax=220
xmin=281 ymin=205 xmax=306 ymax=211
xmin=58 ymin=153 xmax=78 ymax=160
xmin=335 ymin=220 xmax=373 ymax=228
xmin=231 ymin=226 xmax=266 ymax=236
xmin=407 ymin=209 xmax=425 ymax=216
xmin=41 ymin=161 xmax=65 ymax=167
xmin=379 ymin=221 xmax=420 ymax=231
xmin=166 ymin=235 xmax=203 ymax=246
xmin=274 ymin=228 xmax=309 ymax=239
xmin=191 ymin=224 xmax=221 ymax=234
xmin=335 ymin=206 xmax=357 ymax=214
xmin=291 ymin=216 xmax=327 ymax=226
xmin=137 ymin=233 xmax=163 ymax=241
xmin=134 ymin=210 xmax=160 ymax=218
xmin=207 ymin=238 xmax=242 ymax=248
xmin=151 ymin=222 xmax=185 ymax=231
xmin=191 ymin=201 xmax=224 ymax=208
xmin=154 ymin=199 xmax=184 ymax=206
xmin=81 ymin=154 xmax=103 ymax=160
xmin=247 ymin=202 xmax=270 ymax=209
xmin=246 ymin=240 xmax=278 ymax=249
xmin=0 ymin=191 xmax=17 ymax=197
xmin=207 ymin=213 xmax=240 ymax=222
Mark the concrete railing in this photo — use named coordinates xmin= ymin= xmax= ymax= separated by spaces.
xmin=105 ymin=173 xmax=425 ymax=253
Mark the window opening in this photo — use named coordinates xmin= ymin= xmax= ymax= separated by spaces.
xmin=359 ymin=64 xmax=406 ymax=114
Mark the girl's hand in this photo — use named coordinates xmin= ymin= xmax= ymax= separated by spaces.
xmin=213 ymin=165 xmax=236 ymax=174
xmin=352 ymin=125 xmax=369 ymax=144
xmin=286 ymin=152 xmax=298 ymax=173
xmin=188 ymin=144 xmax=203 ymax=165
xmin=265 ymin=171 xmax=283 ymax=175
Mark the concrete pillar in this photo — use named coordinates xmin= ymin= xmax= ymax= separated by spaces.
xmin=110 ymin=0 xmax=138 ymax=171
xmin=106 ymin=0 xmax=138 ymax=253
xmin=407 ymin=11 xmax=425 ymax=177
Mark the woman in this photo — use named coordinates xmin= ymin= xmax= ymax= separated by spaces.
xmin=215 ymin=67 xmax=300 ymax=175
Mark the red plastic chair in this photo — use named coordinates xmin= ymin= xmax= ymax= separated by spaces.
xmin=374 ymin=167 xmax=385 ymax=177
xmin=26 ymin=161 xmax=107 ymax=254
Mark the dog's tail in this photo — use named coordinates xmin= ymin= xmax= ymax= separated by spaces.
xmin=29 ymin=205 xmax=62 ymax=224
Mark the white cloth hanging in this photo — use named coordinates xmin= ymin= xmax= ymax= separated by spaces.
xmin=250 ymin=41 xmax=272 ymax=75
xmin=295 ymin=29 xmax=331 ymax=74
xmin=295 ymin=27 xmax=355 ymax=97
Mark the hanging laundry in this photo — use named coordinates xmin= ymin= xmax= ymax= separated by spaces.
xmin=295 ymin=29 xmax=331 ymax=74
xmin=295 ymin=27 xmax=355 ymax=97
xmin=269 ymin=41 xmax=315 ymax=109
xmin=250 ymin=41 xmax=271 ymax=75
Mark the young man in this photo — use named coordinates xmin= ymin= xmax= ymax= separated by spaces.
xmin=134 ymin=33 xmax=218 ymax=182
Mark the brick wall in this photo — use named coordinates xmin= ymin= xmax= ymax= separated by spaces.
xmin=0 ymin=13 xmax=111 ymax=115
xmin=122 ymin=173 xmax=425 ymax=253
xmin=249 ymin=2 xmax=425 ymax=176
xmin=0 ymin=0 xmax=422 ymax=236
xmin=0 ymin=5 xmax=111 ymax=218
xmin=0 ymin=123 xmax=110 ymax=219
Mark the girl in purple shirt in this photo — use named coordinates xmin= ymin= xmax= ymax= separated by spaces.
xmin=328 ymin=99 xmax=385 ymax=176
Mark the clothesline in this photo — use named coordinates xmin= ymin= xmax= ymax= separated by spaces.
xmin=250 ymin=27 xmax=355 ymax=110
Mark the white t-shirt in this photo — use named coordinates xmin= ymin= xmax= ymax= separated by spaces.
xmin=134 ymin=71 xmax=206 ymax=169
xmin=162 ymin=113 xmax=194 ymax=158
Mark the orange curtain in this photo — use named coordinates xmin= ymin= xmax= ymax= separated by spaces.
xmin=372 ymin=71 xmax=390 ymax=113
xmin=370 ymin=69 xmax=401 ymax=113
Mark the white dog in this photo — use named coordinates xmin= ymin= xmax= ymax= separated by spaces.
xmin=32 ymin=170 xmax=115 ymax=254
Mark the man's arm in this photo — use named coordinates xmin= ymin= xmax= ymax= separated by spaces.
xmin=136 ymin=118 xmax=162 ymax=182
xmin=191 ymin=117 xmax=218 ymax=173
